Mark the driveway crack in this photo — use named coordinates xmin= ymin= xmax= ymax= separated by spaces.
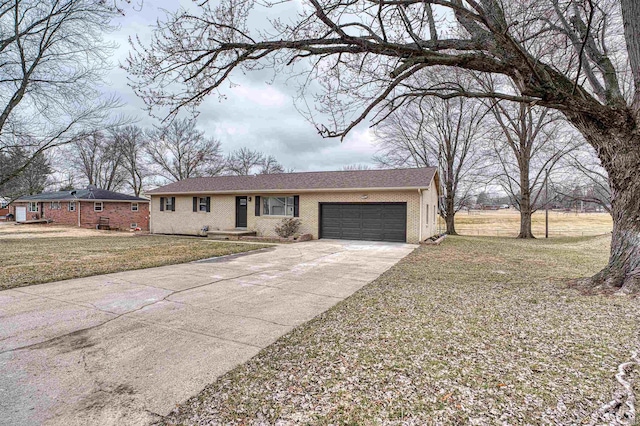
xmin=0 ymin=270 xmax=287 ymax=356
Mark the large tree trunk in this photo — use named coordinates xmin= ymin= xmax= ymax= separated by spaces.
xmin=570 ymin=113 xmax=640 ymax=293
xmin=518 ymin=162 xmax=535 ymax=238
xmin=588 ymin=141 xmax=640 ymax=294
xmin=444 ymin=187 xmax=457 ymax=235
xmin=445 ymin=213 xmax=457 ymax=235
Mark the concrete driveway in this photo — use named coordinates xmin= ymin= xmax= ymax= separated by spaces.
xmin=0 ymin=239 xmax=416 ymax=425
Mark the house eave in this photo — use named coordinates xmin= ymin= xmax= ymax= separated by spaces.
xmin=14 ymin=198 xmax=150 ymax=203
xmin=147 ymin=186 xmax=429 ymax=196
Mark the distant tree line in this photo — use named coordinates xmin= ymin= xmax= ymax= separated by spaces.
xmin=63 ymin=118 xmax=289 ymax=197
xmin=0 ymin=117 xmax=289 ymax=200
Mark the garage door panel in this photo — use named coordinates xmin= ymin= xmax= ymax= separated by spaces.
xmin=320 ymin=203 xmax=406 ymax=243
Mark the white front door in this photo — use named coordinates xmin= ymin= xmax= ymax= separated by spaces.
xmin=16 ymin=206 xmax=26 ymax=222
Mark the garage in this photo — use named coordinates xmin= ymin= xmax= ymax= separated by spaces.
xmin=319 ymin=203 xmax=407 ymax=242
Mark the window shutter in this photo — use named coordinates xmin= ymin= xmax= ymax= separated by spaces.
xmin=193 ymin=197 xmax=197 ymax=212
xmin=206 ymin=197 xmax=211 ymax=212
xmin=293 ymin=195 xmax=300 ymax=217
xmin=160 ymin=197 xmax=165 ymax=212
xmin=171 ymin=197 xmax=176 ymax=211
xmin=255 ymin=196 xmax=261 ymax=216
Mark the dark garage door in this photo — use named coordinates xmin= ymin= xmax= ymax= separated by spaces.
xmin=320 ymin=203 xmax=407 ymax=242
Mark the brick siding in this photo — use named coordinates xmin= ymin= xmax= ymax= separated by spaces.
xmin=151 ymin=189 xmax=438 ymax=243
xmin=11 ymin=201 xmax=149 ymax=230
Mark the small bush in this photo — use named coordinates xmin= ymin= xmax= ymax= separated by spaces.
xmin=274 ymin=218 xmax=301 ymax=238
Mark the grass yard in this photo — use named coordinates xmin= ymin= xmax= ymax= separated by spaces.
xmin=454 ymin=209 xmax=613 ymax=237
xmin=164 ymin=235 xmax=640 ymax=425
xmin=0 ymin=235 xmax=268 ymax=290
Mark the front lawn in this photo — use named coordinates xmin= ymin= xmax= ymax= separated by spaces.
xmin=164 ymin=235 xmax=640 ymax=424
xmin=1 ymin=236 xmax=268 ymax=290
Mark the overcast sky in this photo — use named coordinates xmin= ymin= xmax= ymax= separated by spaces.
xmin=106 ymin=0 xmax=379 ymax=172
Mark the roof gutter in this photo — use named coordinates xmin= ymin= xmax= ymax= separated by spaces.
xmin=14 ymin=198 xmax=150 ymax=203
xmin=147 ymin=186 xmax=429 ymax=196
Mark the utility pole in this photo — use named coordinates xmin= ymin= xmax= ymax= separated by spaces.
xmin=545 ymin=168 xmax=549 ymax=239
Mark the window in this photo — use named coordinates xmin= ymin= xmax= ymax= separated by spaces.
xmin=130 ymin=223 xmax=138 ymax=229
xmin=28 ymin=202 xmax=38 ymax=212
xmin=425 ymin=204 xmax=429 ymax=224
xmin=50 ymin=201 xmax=61 ymax=210
xmin=160 ymin=197 xmax=175 ymax=212
xmin=433 ymin=205 xmax=436 ymax=223
xmin=263 ymin=196 xmax=294 ymax=216
xmin=131 ymin=203 xmax=139 ymax=212
xmin=69 ymin=202 xmax=76 ymax=212
xmin=199 ymin=197 xmax=207 ymax=212
xmin=94 ymin=202 xmax=103 ymax=212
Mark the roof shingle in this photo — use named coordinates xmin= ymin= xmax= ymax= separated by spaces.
xmin=15 ymin=187 xmax=149 ymax=202
xmin=147 ymin=167 xmax=437 ymax=194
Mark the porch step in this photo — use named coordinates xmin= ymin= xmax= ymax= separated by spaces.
xmin=207 ymin=229 xmax=257 ymax=241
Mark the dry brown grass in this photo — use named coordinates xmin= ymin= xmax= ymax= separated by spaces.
xmin=0 ymin=235 xmax=268 ymax=290
xmin=164 ymin=235 xmax=640 ymax=425
xmin=0 ymin=223 xmax=133 ymax=239
xmin=454 ymin=209 xmax=612 ymax=237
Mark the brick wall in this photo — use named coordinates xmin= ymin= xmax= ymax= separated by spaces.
xmin=421 ymin=187 xmax=440 ymax=239
xmin=11 ymin=202 xmax=43 ymax=221
xmin=150 ymin=189 xmax=440 ymax=243
xmin=42 ymin=201 xmax=78 ymax=225
xmin=249 ymin=191 xmax=423 ymax=243
xmin=79 ymin=201 xmax=149 ymax=230
xmin=11 ymin=200 xmax=149 ymax=230
xmin=150 ymin=195 xmax=236 ymax=235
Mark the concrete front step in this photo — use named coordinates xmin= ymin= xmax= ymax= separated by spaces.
xmin=207 ymin=229 xmax=257 ymax=241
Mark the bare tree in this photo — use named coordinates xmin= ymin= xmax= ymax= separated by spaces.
xmin=0 ymin=0 xmax=120 ymax=188
xmin=146 ymin=118 xmax=225 ymax=182
xmin=127 ymin=1 xmax=640 ymax=292
xmin=0 ymin=146 xmax=51 ymax=200
xmin=226 ymin=148 xmax=265 ymax=175
xmin=488 ymin=99 xmax=582 ymax=238
xmin=342 ymin=164 xmax=372 ymax=171
xmin=259 ymin=154 xmax=285 ymax=174
xmin=555 ymin=146 xmax=611 ymax=214
xmin=375 ymin=94 xmax=489 ymax=235
xmin=113 ymin=125 xmax=149 ymax=196
xmin=71 ymin=132 xmax=126 ymax=192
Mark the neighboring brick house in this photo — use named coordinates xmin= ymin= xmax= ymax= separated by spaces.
xmin=0 ymin=196 xmax=9 ymax=220
xmin=148 ymin=168 xmax=440 ymax=244
xmin=10 ymin=186 xmax=150 ymax=230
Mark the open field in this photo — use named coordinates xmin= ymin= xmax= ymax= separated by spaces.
xmin=0 ymin=235 xmax=268 ymax=290
xmin=454 ymin=209 xmax=613 ymax=237
xmin=165 ymin=235 xmax=640 ymax=425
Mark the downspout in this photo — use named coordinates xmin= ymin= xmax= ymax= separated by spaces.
xmin=418 ymin=189 xmax=423 ymax=242
xmin=77 ymin=201 xmax=81 ymax=227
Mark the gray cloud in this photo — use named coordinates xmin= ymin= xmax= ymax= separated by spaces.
xmin=108 ymin=1 xmax=379 ymax=172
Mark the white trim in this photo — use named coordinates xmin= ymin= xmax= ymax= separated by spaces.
xmin=94 ymin=201 xmax=103 ymax=212
xmin=198 ymin=197 xmax=208 ymax=212
xmin=262 ymin=196 xmax=295 ymax=217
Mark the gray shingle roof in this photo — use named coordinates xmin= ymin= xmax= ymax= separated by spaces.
xmin=147 ymin=167 xmax=437 ymax=194
xmin=15 ymin=187 xmax=149 ymax=202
